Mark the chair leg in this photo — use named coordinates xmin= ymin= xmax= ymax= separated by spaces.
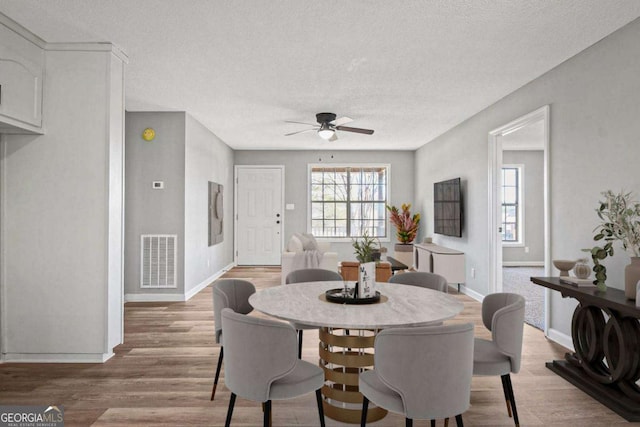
xmin=211 ymin=346 xmax=224 ymax=401
xmin=263 ymin=400 xmax=271 ymax=427
xmin=503 ymin=374 xmax=520 ymax=427
xmin=405 ymin=418 xmax=413 ymax=427
xmin=224 ymin=392 xmax=236 ymax=427
xmin=500 ymin=373 xmax=512 ymax=417
xmin=455 ymin=414 xmax=464 ymax=427
xmin=431 ymin=419 xmax=436 ymax=427
xmin=361 ymin=396 xmax=369 ymax=427
xmin=444 ymin=417 xmax=449 ymax=426
xmin=315 ymin=389 xmax=326 ymax=427
xmin=297 ymin=330 xmax=303 ymax=359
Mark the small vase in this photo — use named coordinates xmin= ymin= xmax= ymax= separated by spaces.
xmin=574 ymin=259 xmax=590 ymax=280
xmin=624 ymin=257 xmax=640 ymax=300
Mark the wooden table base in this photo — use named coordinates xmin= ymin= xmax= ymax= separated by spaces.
xmin=319 ymin=327 xmax=387 ymax=424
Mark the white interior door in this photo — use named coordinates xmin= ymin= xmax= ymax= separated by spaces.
xmin=235 ymin=166 xmax=284 ymax=265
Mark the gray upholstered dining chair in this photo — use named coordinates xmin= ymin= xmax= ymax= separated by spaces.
xmin=388 ymin=271 xmax=448 ymax=293
xmin=221 ymin=308 xmax=326 ymax=427
xmin=210 ymin=278 xmax=256 ymax=401
xmin=285 ymin=268 xmax=343 ymax=358
xmin=473 ymin=293 xmax=525 ymax=427
xmin=359 ymin=323 xmax=475 ymax=427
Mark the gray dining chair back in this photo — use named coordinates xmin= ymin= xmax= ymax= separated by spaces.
xmin=285 ymin=268 xmax=343 ymax=358
xmin=210 ymin=279 xmax=256 ymax=401
xmin=285 ymin=268 xmax=343 ymax=284
xmin=221 ymin=309 xmax=325 ymax=427
xmin=388 ymin=271 xmax=448 ymax=293
xmin=473 ymin=292 xmax=525 ymax=427
xmin=359 ymin=323 xmax=474 ymax=426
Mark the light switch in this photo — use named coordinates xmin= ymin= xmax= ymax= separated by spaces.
xmin=286 ymin=204 xmax=295 ymax=210
xmin=152 ymin=181 xmax=164 ymax=189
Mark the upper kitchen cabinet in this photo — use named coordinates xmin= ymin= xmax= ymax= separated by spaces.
xmin=0 ymin=15 xmax=45 ymax=134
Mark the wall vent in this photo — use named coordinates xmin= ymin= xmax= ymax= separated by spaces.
xmin=141 ymin=234 xmax=177 ymax=288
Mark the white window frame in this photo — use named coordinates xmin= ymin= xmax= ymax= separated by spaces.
xmin=501 ymin=164 xmax=525 ymax=247
xmin=307 ymin=163 xmax=391 ymax=242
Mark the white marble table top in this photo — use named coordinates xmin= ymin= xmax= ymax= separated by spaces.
xmin=249 ymin=281 xmax=464 ymax=329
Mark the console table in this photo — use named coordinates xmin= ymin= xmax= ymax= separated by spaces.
xmin=414 ymin=243 xmax=465 ymax=291
xmin=531 ymin=277 xmax=640 ymax=421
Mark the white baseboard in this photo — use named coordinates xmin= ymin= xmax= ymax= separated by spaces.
xmin=1 ymin=351 xmax=114 ymax=363
xmin=125 ymin=262 xmax=236 ymax=303
xmin=125 ymin=293 xmax=184 ymax=302
xmin=459 ymin=285 xmax=484 ymax=302
xmin=503 ymin=261 xmax=545 ymax=267
xmin=546 ymin=328 xmax=574 ymax=352
xmin=185 ymin=262 xmax=235 ymax=301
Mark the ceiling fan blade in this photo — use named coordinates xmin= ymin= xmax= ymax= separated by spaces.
xmin=285 ymin=120 xmax=317 ymax=126
xmin=328 ymin=132 xmax=338 ymax=142
xmin=285 ymin=128 xmax=316 ymax=136
xmin=336 ymin=125 xmax=375 ymax=135
xmin=331 ymin=116 xmax=353 ymax=127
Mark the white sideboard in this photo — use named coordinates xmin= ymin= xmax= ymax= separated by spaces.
xmin=414 ymin=243 xmax=465 ymax=291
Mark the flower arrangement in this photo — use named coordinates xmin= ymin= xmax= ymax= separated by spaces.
xmin=386 ymin=203 xmax=420 ymax=244
xmin=583 ymin=190 xmax=640 ymax=290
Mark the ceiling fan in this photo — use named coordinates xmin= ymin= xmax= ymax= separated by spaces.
xmin=285 ymin=112 xmax=374 ymax=142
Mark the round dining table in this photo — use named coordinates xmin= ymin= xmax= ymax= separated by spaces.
xmin=249 ymin=281 xmax=464 ymax=424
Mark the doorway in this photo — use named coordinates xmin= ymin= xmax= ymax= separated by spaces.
xmin=234 ymin=166 xmax=284 ymax=265
xmin=488 ymin=106 xmax=550 ymax=334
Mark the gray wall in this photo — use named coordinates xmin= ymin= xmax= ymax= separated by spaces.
xmin=415 ymin=17 xmax=640 ymax=339
xmin=125 ymin=112 xmax=235 ymax=299
xmin=502 ymin=150 xmax=544 ymax=264
xmin=184 ymin=114 xmax=234 ymax=295
xmin=234 ymin=150 xmax=415 ymax=261
xmin=125 ymin=112 xmax=186 ymax=296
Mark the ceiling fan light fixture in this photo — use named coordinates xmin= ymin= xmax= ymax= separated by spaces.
xmin=317 ymin=123 xmax=335 ymax=140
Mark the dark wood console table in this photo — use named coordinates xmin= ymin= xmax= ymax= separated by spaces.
xmin=531 ymin=277 xmax=640 ymax=421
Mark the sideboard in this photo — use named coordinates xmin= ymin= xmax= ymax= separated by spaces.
xmin=413 ymin=243 xmax=465 ymax=291
xmin=531 ymin=277 xmax=640 ymax=421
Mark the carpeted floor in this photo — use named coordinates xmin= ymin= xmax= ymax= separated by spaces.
xmin=502 ymin=266 xmax=545 ymax=330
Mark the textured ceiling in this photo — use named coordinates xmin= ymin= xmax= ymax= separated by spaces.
xmin=1 ymin=1 xmax=639 ymax=150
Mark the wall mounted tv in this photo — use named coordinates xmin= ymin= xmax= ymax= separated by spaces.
xmin=434 ymin=177 xmax=463 ymax=237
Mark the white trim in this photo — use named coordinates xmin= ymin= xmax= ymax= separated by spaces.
xmin=184 ymin=262 xmax=235 ymax=301
xmin=0 ymin=135 xmax=5 ymax=357
xmin=459 ymin=285 xmax=484 ymax=303
xmin=502 ymin=261 xmax=545 ymax=267
xmin=125 ymin=293 xmax=185 ymax=303
xmin=488 ymin=105 xmax=550 ymax=337
xmin=306 ymin=163 xmax=391 ymax=238
xmin=234 ymin=165 xmax=285 ymax=263
xmin=0 ymin=12 xmax=46 ymax=48
xmin=1 ymin=352 xmax=114 ymax=364
xmin=45 ymin=42 xmax=129 ymax=63
xmin=546 ymin=328 xmax=574 ymax=352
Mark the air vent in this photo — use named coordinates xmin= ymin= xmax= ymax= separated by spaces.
xmin=141 ymin=235 xmax=177 ymax=288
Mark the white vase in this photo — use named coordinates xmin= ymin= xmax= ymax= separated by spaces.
xmin=624 ymin=257 xmax=640 ymax=300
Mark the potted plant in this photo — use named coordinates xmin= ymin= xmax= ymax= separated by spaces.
xmin=352 ymin=232 xmax=381 ymax=263
xmin=387 ymin=203 xmax=420 ymax=266
xmin=583 ymin=190 xmax=640 ymax=297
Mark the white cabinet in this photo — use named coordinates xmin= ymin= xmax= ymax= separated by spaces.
xmin=0 ymin=19 xmax=44 ymax=133
xmin=414 ymin=243 xmax=465 ymax=290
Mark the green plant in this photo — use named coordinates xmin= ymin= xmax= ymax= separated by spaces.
xmin=583 ymin=190 xmax=640 ymax=291
xmin=386 ymin=203 xmax=420 ymax=243
xmin=352 ymin=232 xmax=381 ymax=263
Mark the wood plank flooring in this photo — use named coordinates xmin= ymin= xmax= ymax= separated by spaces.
xmin=0 ymin=266 xmax=633 ymax=426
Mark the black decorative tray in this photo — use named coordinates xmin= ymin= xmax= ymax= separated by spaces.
xmin=325 ymin=288 xmax=381 ymax=305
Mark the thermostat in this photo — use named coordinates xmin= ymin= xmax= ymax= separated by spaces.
xmin=152 ymin=181 xmax=164 ymax=189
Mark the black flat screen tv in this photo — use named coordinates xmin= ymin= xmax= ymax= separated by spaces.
xmin=434 ymin=177 xmax=463 ymax=237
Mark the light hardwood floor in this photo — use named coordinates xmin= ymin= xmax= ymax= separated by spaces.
xmin=0 ymin=266 xmax=633 ymax=426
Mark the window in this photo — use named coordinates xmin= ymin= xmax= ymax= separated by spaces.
xmin=501 ymin=165 xmax=524 ymax=245
xmin=309 ymin=165 xmax=388 ymax=239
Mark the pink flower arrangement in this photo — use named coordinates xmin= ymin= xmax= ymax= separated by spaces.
xmin=387 ymin=203 xmax=420 ymax=244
